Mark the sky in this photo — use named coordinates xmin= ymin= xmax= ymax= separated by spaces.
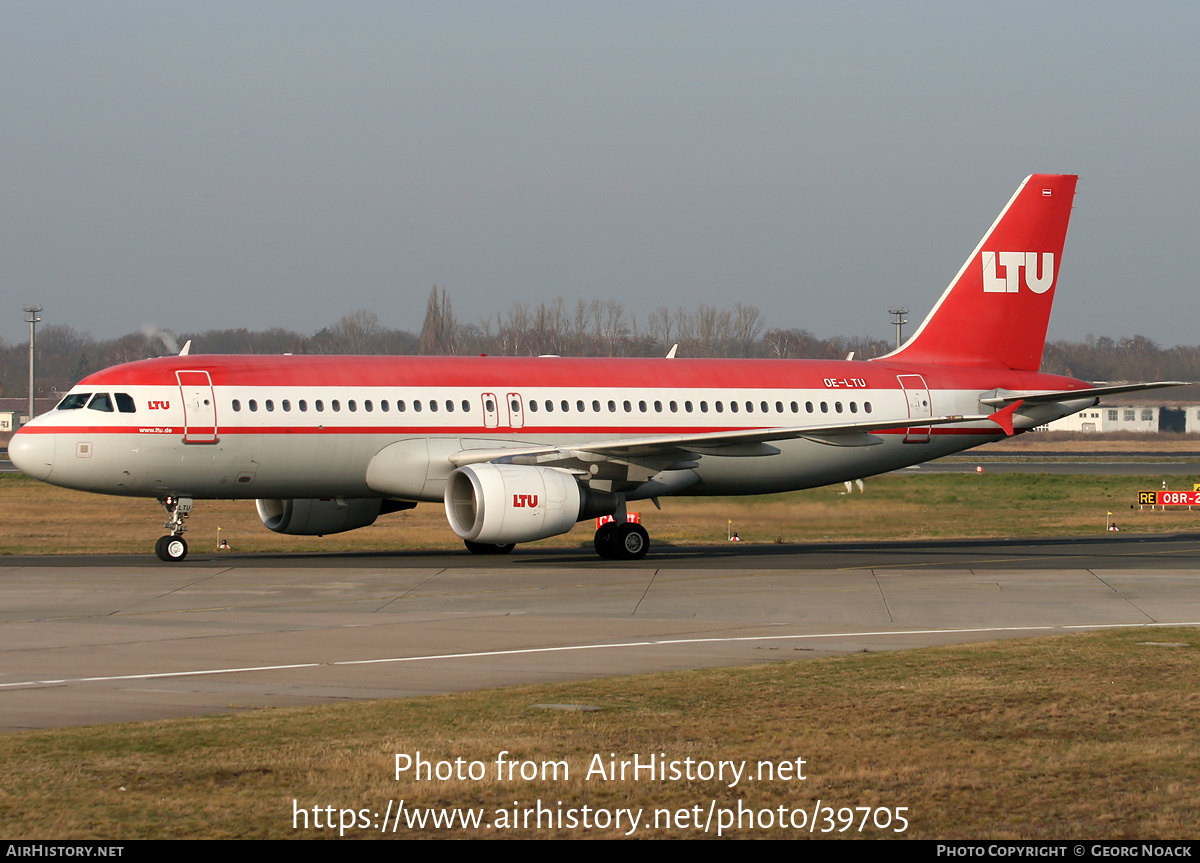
xmin=2 ymin=1 xmax=1198 ymax=349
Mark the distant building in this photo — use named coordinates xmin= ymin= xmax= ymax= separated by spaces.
xmin=0 ymin=397 xmax=61 ymax=446
xmin=1039 ymin=404 xmax=1200 ymax=433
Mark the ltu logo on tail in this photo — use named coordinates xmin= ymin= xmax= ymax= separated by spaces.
xmin=982 ymin=252 xmax=1054 ymax=294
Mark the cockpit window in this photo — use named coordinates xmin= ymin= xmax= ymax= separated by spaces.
xmin=87 ymin=393 xmax=114 ymax=412
xmin=57 ymin=393 xmax=91 ymax=410
xmin=115 ymin=393 xmax=136 ymax=413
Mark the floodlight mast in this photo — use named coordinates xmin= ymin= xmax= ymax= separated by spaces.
xmin=23 ymin=305 xmax=42 ymax=426
xmin=888 ymin=306 xmax=908 ymax=350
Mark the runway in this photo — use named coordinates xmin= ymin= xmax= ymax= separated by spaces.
xmin=2 ymin=534 xmax=1198 ymax=733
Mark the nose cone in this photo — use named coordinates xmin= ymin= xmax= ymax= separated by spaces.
xmin=9 ymin=428 xmax=55 ymax=481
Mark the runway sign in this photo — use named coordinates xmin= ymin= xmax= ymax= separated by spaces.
xmin=1139 ymin=490 xmax=1200 ymax=506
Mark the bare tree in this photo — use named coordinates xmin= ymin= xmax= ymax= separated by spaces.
xmin=332 ymin=310 xmax=382 ymax=354
xmin=419 ymin=285 xmax=456 ymax=355
xmin=732 ymin=302 xmax=763 ymax=357
xmin=647 ymin=307 xmax=672 ymax=352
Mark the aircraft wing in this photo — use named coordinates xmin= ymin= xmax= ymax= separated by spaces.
xmin=448 ymin=411 xmax=996 ymax=470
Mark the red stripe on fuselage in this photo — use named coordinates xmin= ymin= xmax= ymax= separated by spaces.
xmin=15 ymin=424 xmax=1002 ymax=437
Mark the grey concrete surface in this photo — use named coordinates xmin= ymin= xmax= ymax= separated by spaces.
xmin=2 ymin=534 xmax=1199 ymax=732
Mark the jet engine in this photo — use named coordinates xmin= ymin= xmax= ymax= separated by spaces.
xmin=256 ymin=497 xmax=413 ymax=536
xmin=444 ymin=464 xmax=616 ymax=545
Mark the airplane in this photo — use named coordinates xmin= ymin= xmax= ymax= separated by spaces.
xmin=9 ymin=174 xmax=1182 ymax=562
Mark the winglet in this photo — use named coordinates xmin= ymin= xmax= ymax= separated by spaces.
xmin=988 ymin=399 xmax=1025 ymax=436
xmin=178 ymin=340 xmax=192 ymax=356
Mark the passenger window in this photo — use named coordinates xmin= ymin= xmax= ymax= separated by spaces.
xmin=299 ymin=400 xmax=308 ymax=412
xmin=232 ymin=399 xmax=241 ymax=412
xmin=638 ymin=400 xmax=647 ymax=412
xmin=716 ymin=401 xmax=724 ymax=413
xmin=482 ymin=399 xmax=491 ymax=413
xmin=562 ymin=400 xmax=570 ymax=412
xmin=462 ymin=400 xmax=470 ymax=412
xmin=592 ymin=400 xmax=600 ymax=412
xmin=282 ymin=399 xmax=291 ymax=412
xmin=529 ymin=401 xmax=538 ymax=413
xmin=266 ymin=399 xmax=275 ymax=412
xmin=864 ymin=402 xmax=872 ymax=413
xmin=365 ymin=400 xmax=373 ymax=412
xmin=655 ymin=401 xmax=663 ymax=412
xmin=685 ymin=401 xmax=693 ymax=412
xmin=545 ymin=400 xmax=553 ymax=412
xmin=414 ymin=400 xmax=422 ymax=412
xmin=249 ymin=400 xmax=258 ymax=412
xmin=332 ymin=400 xmax=341 ymax=412
xmin=623 ymin=400 xmax=631 ymax=412
xmin=348 ymin=400 xmax=357 ymax=412
xmin=398 ymin=400 xmax=407 ymax=412
xmin=669 ymin=401 xmax=678 ymax=412
xmin=379 ymin=400 xmax=387 ymax=412
xmin=87 ymin=393 xmax=114 ymax=412
xmin=428 ymin=400 xmax=437 ymax=412
xmin=446 ymin=400 xmax=454 ymax=412
xmin=57 ymin=393 xmax=91 ymax=410
xmin=850 ymin=402 xmax=858 ymax=413
xmin=315 ymin=400 xmax=324 ymax=411
xmin=729 ymin=401 xmax=738 ymax=413
xmin=576 ymin=400 xmax=585 ymax=412
xmin=820 ymin=402 xmax=828 ymax=413
xmin=115 ymin=393 xmax=136 ymax=413
xmin=700 ymin=401 xmax=708 ymax=413
xmin=607 ymin=400 xmax=616 ymax=412
xmin=775 ymin=401 xmax=783 ymax=413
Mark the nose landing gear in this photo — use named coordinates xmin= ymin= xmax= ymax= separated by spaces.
xmin=155 ymin=496 xmax=193 ymax=561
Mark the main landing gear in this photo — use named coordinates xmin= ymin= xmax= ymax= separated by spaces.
xmin=593 ymin=520 xmax=650 ymax=560
xmin=155 ymin=495 xmax=193 ymax=562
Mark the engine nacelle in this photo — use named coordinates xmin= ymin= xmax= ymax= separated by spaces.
xmin=444 ymin=464 xmax=615 ymax=545
xmin=256 ymin=497 xmax=384 ymax=535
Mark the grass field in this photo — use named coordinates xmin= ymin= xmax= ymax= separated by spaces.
xmin=0 ymin=627 xmax=1196 ymax=839
xmin=3 ymin=468 xmax=1198 ymax=555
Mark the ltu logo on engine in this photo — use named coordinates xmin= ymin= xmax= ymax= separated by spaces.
xmin=982 ymin=252 xmax=1054 ymax=294
xmin=512 ymin=494 xmax=539 ymax=508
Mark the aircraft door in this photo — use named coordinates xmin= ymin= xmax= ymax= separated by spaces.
xmin=897 ymin=374 xmax=931 ymax=443
xmin=482 ymin=393 xmax=499 ymax=428
xmin=505 ymin=393 xmax=525 ymax=429
xmin=177 ymin=370 xmax=219 ymax=444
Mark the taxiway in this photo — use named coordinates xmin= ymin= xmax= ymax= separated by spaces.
xmin=2 ymin=534 xmax=1198 ymax=732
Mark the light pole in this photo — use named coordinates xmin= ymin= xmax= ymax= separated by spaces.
xmin=888 ymin=306 xmax=908 ymax=350
xmin=23 ymin=305 xmax=42 ymax=425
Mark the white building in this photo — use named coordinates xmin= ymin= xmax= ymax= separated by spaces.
xmin=1040 ymin=404 xmax=1200 ymax=433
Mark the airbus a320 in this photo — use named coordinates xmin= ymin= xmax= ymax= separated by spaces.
xmin=10 ymin=174 xmax=1178 ymax=561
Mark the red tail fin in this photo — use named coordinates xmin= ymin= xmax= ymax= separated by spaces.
xmin=877 ymin=174 xmax=1078 ymax=371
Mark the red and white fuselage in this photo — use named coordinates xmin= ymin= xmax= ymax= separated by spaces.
xmin=11 ymin=353 xmax=1095 ymax=502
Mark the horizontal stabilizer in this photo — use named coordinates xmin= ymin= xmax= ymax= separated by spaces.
xmin=979 ymin=382 xmax=1188 ymax=408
